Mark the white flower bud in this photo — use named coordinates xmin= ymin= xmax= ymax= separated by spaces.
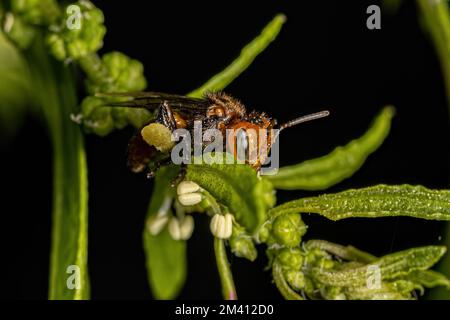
xmin=178 ymin=193 xmax=202 ymax=206
xmin=146 ymin=215 xmax=169 ymax=236
xmin=168 ymin=216 xmax=195 ymax=240
xmin=210 ymin=213 xmax=233 ymax=239
xmin=177 ymin=181 xmax=200 ymax=195
xmin=180 ymin=215 xmax=194 ymax=240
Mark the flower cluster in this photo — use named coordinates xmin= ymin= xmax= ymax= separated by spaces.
xmin=1 ymin=0 xmax=152 ymax=136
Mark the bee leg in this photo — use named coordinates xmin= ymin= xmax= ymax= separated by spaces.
xmin=156 ymin=102 xmax=177 ymax=131
xmin=170 ymin=165 xmax=187 ymax=187
xmin=146 ymin=157 xmax=173 ymax=179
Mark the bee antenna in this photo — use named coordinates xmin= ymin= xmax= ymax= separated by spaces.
xmin=279 ymin=110 xmax=330 ymax=131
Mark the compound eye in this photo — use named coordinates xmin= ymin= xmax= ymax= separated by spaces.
xmin=236 ymin=128 xmax=249 ymax=153
xmin=227 ymin=122 xmax=260 ymax=163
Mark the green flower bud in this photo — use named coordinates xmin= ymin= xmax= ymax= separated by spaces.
xmin=46 ymin=1 xmax=106 ymax=61
xmin=229 ymin=229 xmax=257 ymax=261
xmin=271 ymin=213 xmax=306 ymax=247
xmin=277 ymin=248 xmax=304 ymax=270
xmin=284 ymin=270 xmax=305 ymax=291
xmin=303 ymin=276 xmax=316 ymax=296
xmin=80 ymin=96 xmax=114 ymax=136
xmin=305 ymin=248 xmax=330 ymax=266
xmin=86 ymin=51 xmax=147 ymax=93
xmin=11 ymin=0 xmax=60 ymax=25
xmin=316 ymin=257 xmax=335 ymax=270
xmin=80 ymin=52 xmax=150 ymax=135
xmin=322 ymin=286 xmax=346 ymax=300
xmin=255 ymin=221 xmax=271 ymax=243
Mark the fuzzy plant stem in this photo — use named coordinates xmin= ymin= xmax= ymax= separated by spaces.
xmin=214 ymin=237 xmax=237 ymax=300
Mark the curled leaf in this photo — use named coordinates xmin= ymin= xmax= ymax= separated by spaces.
xmin=266 ymin=106 xmax=394 ymax=190
xmin=269 ymin=184 xmax=450 ymax=221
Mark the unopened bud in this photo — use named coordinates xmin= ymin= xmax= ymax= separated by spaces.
xmin=168 ymin=216 xmax=195 ymax=240
xmin=272 ymin=213 xmax=306 ymax=247
xmin=284 ymin=270 xmax=306 ymax=291
xmin=210 ymin=213 xmax=233 ymax=239
xmin=255 ymin=222 xmax=271 ymax=244
xmin=277 ymin=248 xmax=304 ymax=270
xmin=177 ymin=181 xmax=201 ymax=195
xmin=230 ymin=233 xmax=257 ymax=261
xmin=178 ymin=193 xmax=202 ymax=206
xmin=323 ymin=286 xmax=346 ymax=300
xmin=146 ymin=214 xmax=169 ymax=236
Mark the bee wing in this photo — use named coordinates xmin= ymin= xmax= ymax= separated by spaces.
xmin=96 ymin=91 xmax=210 ymax=113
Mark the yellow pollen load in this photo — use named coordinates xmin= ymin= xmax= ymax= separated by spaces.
xmin=140 ymin=123 xmax=174 ymax=153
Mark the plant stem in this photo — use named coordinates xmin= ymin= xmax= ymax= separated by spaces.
xmin=214 ymin=237 xmax=237 ymax=300
xmin=416 ymin=0 xmax=450 ymax=299
xmin=26 ymin=34 xmax=89 ymax=300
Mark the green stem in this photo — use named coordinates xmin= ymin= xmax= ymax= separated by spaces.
xmin=416 ymin=0 xmax=450 ymax=299
xmin=214 ymin=237 xmax=237 ymax=300
xmin=272 ymin=261 xmax=303 ymax=300
xmin=26 ymin=34 xmax=89 ymax=300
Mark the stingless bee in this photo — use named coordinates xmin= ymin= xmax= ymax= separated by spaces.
xmin=99 ymin=91 xmax=329 ymax=177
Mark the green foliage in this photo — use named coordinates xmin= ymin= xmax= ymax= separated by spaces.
xmin=311 ymin=246 xmax=446 ymax=287
xmin=186 ymin=154 xmax=274 ymax=234
xmin=1 ymin=0 xmax=449 ymax=301
xmin=266 ymin=106 xmax=394 ymax=190
xmin=80 ymin=52 xmax=150 ymax=136
xmin=143 ymin=166 xmax=187 ymax=300
xmin=269 ymin=184 xmax=450 ymax=221
xmin=46 ymin=1 xmax=105 ymax=61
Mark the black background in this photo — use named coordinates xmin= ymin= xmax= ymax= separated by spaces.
xmin=3 ymin=0 xmax=450 ymax=299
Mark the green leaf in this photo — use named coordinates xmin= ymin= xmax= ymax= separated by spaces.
xmin=305 ymin=240 xmax=377 ymax=263
xmin=188 ymin=14 xmax=286 ymax=98
xmin=408 ymin=270 xmax=450 ymax=289
xmin=23 ymin=34 xmax=89 ymax=299
xmin=306 ymin=240 xmax=450 ymax=292
xmin=312 ymin=246 xmax=447 ymax=288
xmin=143 ymin=165 xmax=187 ymax=300
xmin=266 ymin=106 xmax=394 ymax=190
xmin=185 ymin=153 xmax=272 ymax=234
xmin=269 ymin=184 xmax=450 ymax=221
